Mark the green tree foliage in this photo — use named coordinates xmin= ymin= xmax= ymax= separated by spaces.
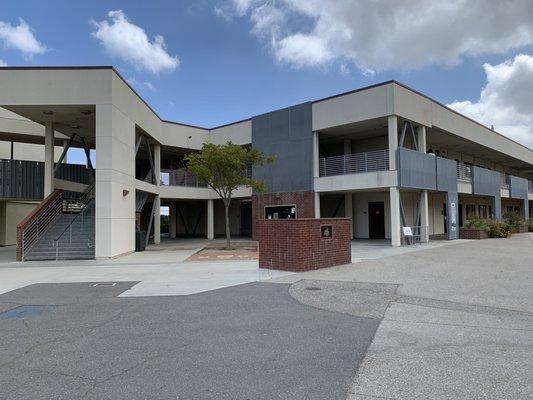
xmin=185 ymin=142 xmax=274 ymax=249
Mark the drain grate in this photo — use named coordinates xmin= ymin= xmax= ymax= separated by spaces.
xmin=93 ymin=282 xmax=117 ymax=287
xmin=305 ymin=286 xmax=322 ymax=291
xmin=0 ymin=305 xmax=52 ymax=320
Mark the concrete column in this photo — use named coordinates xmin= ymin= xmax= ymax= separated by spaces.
xmin=390 ymin=187 xmax=401 ymax=246
xmin=154 ymin=143 xmax=161 ymax=186
xmin=420 ymin=190 xmax=429 ymax=243
xmin=44 ymin=122 xmax=54 ymax=197
xmin=313 ymin=131 xmax=320 ymax=178
xmin=345 ymin=193 xmax=353 ymax=238
xmin=154 ymin=195 xmax=161 ymax=244
xmin=388 ymin=115 xmax=398 ymax=170
xmin=314 ymin=192 xmax=321 ymax=218
xmin=95 ymin=104 xmax=136 ymax=259
xmin=417 ymin=125 xmax=427 ymax=152
xmin=63 ymin=140 xmax=69 ymax=163
xmin=169 ymin=202 xmax=177 ymax=239
xmin=207 ymin=199 xmax=214 ymax=240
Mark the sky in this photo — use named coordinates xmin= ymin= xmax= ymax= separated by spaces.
xmin=1 ymin=0 xmax=533 ymax=152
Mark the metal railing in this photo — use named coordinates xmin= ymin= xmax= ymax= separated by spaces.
xmin=319 ymin=150 xmax=389 ymax=177
xmin=160 ymin=169 xmax=208 ymax=188
xmin=401 ymin=226 xmax=428 ymax=246
xmin=456 ymin=163 xmax=472 ymax=182
xmin=53 ymin=197 xmax=95 ymax=259
xmin=529 ymin=180 xmax=533 ymax=193
xmin=17 ymin=190 xmax=64 ymax=261
xmin=501 ymin=174 xmax=510 ymax=189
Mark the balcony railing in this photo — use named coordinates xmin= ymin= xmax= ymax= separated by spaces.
xmin=160 ymin=169 xmax=208 ymax=188
xmin=319 ymin=150 xmax=389 ymax=177
xmin=456 ymin=163 xmax=472 ymax=182
xmin=529 ymin=180 xmax=533 ymax=193
xmin=501 ymin=174 xmax=510 ymax=190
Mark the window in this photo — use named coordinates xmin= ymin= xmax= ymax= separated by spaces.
xmin=265 ymin=205 xmax=296 ymax=219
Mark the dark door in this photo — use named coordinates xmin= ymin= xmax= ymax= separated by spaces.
xmin=368 ymin=202 xmax=385 ymax=239
xmin=458 ymin=204 xmax=463 ymax=228
xmin=240 ymin=202 xmax=252 ymax=237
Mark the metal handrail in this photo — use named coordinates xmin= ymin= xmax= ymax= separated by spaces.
xmin=54 ymin=197 xmax=95 ymax=246
xmin=160 ymin=168 xmax=208 ymax=188
xmin=17 ymin=190 xmax=63 ymax=261
xmin=319 ymin=150 xmax=389 ymax=177
xmin=456 ymin=163 xmax=472 ymax=182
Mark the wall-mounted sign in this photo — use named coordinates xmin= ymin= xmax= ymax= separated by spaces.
xmin=321 ymin=225 xmax=332 ymax=239
xmin=402 ymin=227 xmax=413 ymax=236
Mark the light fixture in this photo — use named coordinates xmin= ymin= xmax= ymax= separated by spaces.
xmin=70 ymin=124 xmax=80 ymax=129
xmin=42 ymin=110 xmax=54 ymax=115
xmin=81 ymin=110 xmax=92 ymax=115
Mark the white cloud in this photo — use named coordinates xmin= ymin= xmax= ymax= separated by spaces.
xmin=217 ymin=0 xmax=533 ymax=73
xmin=0 ymin=59 xmax=7 ymax=67
xmin=91 ymin=10 xmax=179 ymax=74
xmin=448 ymin=54 xmax=533 ymax=149
xmin=0 ymin=18 xmax=46 ymax=57
xmin=143 ymin=81 xmax=156 ymax=91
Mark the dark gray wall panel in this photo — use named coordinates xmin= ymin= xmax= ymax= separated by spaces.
xmin=446 ymin=191 xmax=459 ymax=239
xmin=509 ymin=175 xmax=528 ymax=200
xmin=472 ymin=166 xmax=500 ymax=197
xmin=252 ymin=102 xmax=313 ymax=193
xmin=436 ymin=157 xmax=458 ymax=192
xmin=397 ymin=148 xmax=436 ymax=190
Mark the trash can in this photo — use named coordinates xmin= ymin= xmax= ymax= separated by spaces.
xmin=135 ymin=230 xmax=147 ymax=251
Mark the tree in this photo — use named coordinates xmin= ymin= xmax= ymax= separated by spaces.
xmin=185 ymin=142 xmax=274 ymax=249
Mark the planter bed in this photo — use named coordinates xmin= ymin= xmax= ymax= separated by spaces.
xmin=511 ymin=225 xmax=529 ymax=234
xmin=459 ymin=228 xmax=489 ymax=239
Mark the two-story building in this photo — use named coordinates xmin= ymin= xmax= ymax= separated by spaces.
xmin=0 ymin=67 xmax=531 ymax=261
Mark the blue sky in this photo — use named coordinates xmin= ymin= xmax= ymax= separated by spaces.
xmin=1 ymin=0 xmax=533 ymax=149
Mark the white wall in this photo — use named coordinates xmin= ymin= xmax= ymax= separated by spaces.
xmin=0 ymin=201 xmax=38 ymax=246
xmin=353 ymin=192 xmax=391 ymax=239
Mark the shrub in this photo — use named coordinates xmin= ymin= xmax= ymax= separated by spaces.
xmin=464 ymin=215 xmax=490 ymax=231
xmin=488 ymin=220 xmax=513 ymax=238
xmin=503 ymin=211 xmax=524 ymax=228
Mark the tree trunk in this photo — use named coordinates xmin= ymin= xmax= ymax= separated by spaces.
xmin=224 ymin=198 xmax=231 ymax=249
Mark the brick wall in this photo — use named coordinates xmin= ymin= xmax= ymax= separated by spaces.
xmin=459 ymin=228 xmax=489 ymax=239
xmin=256 ymin=218 xmax=351 ymax=271
xmin=252 ymin=190 xmax=315 ymax=239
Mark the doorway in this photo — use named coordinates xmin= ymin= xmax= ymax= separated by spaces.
xmin=240 ymin=201 xmax=252 ymax=237
xmin=368 ymin=202 xmax=385 ymax=239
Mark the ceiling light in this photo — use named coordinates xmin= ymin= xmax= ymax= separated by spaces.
xmin=42 ymin=110 xmax=54 ymax=116
xmin=70 ymin=125 xmax=80 ymax=129
xmin=81 ymin=110 xmax=92 ymax=115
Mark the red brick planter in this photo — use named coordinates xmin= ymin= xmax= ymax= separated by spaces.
xmin=256 ymin=218 xmax=351 ymax=271
xmin=459 ymin=228 xmax=489 ymax=239
xmin=511 ymin=224 xmax=529 ymax=234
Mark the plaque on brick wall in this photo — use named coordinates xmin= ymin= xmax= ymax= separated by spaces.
xmin=321 ymin=225 xmax=332 ymax=239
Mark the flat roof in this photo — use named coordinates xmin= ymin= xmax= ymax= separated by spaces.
xmin=0 ymin=66 xmax=531 ymax=155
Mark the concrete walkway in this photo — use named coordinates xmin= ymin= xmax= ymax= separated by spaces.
xmin=270 ymin=233 xmax=533 ymax=399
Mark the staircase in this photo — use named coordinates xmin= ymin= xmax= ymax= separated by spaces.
xmin=18 ymin=185 xmax=95 ymax=261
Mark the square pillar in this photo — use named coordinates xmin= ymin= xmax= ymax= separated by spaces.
xmin=95 ymin=104 xmax=136 ymax=258
xmin=314 ymin=192 xmax=321 ymax=218
xmin=446 ymin=191 xmax=459 ymax=239
xmin=420 ymin=190 xmax=429 ymax=242
xmin=207 ymin=199 xmax=214 ymax=240
xmin=154 ymin=195 xmax=161 ymax=244
xmin=154 ymin=143 xmax=161 ymax=186
xmin=44 ymin=121 xmax=54 ymax=197
xmin=313 ymin=131 xmax=320 ymax=178
xmin=345 ymin=193 xmax=353 ymax=239
xmin=492 ymin=195 xmax=502 ymax=220
xmin=388 ymin=115 xmax=398 ymax=170
xmin=390 ymin=187 xmax=401 ymax=246
xmin=417 ymin=125 xmax=427 ymax=152
xmin=169 ymin=202 xmax=177 ymax=239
